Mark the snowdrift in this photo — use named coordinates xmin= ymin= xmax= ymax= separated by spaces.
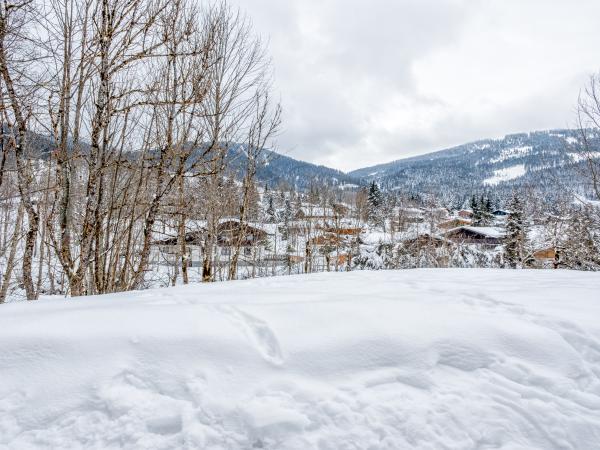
xmin=1 ymin=269 xmax=600 ymax=449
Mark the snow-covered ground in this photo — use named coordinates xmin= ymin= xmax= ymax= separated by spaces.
xmin=1 ymin=269 xmax=600 ymax=449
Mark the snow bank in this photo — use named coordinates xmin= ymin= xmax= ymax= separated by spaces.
xmin=1 ymin=269 xmax=600 ymax=449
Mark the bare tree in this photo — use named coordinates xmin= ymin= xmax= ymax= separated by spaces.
xmin=576 ymin=74 xmax=600 ymax=201
xmin=0 ymin=0 xmax=42 ymax=300
xmin=199 ymin=4 xmax=280 ymax=282
xmin=228 ymin=91 xmax=281 ymax=280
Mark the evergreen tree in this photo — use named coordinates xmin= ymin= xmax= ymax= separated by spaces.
xmin=281 ymin=199 xmax=294 ymax=241
xmin=485 ymin=197 xmax=493 ymax=214
xmin=469 ymin=195 xmax=477 ymax=211
xmin=479 ymin=197 xmax=494 ymax=226
xmin=266 ymin=196 xmax=276 ymax=223
xmin=470 ymin=195 xmax=482 ymax=224
xmin=367 ymin=181 xmax=384 ymax=226
xmin=308 ymin=183 xmax=320 ymax=204
xmin=283 ymin=199 xmax=294 ymax=221
xmin=504 ymin=193 xmax=527 ymax=268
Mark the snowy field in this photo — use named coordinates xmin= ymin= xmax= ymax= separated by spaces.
xmin=1 ymin=269 xmax=600 ymax=449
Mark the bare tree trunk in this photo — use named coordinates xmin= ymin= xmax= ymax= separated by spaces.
xmin=0 ymin=4 xmax=40 ymax=300
xmin=0 ymin=202 xmax=24 ymax=302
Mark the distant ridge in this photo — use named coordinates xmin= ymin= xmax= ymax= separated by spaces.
xmin=345 ymin=129 xmax=598 ymax=201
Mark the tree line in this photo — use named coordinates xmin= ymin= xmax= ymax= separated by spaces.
xmin=0 ymin=0 xmax=280 ymax=300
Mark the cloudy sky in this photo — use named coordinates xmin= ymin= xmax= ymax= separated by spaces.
xmin=233 ymin=0 xmax=600 ymax=171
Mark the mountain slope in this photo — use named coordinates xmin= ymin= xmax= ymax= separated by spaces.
xmin=23 ymin=133 xmax=361 ymax=191
xmin=23 ymin=128 xmax=598 ymax=197
xmin=349 ymin=129 xmax=598 ymax=200
xmin=226 ymin=145 xmax=361 ymax=190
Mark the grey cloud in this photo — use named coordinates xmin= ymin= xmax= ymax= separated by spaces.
xmin=233 ymin=0 xmax=600 ymax=171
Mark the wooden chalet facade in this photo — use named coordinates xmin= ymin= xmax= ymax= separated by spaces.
xmin=216 ymin=220 xmax=269 ymax=247
xmin=437 ymin=218 xmax=471 ymax=230
xmin=322 ymin=226 xmax=362 ymax=236
xmin=154 ymin=230 xmax=206 ymax=247
xmin=443 ymin=226 xmax=504 ymax=246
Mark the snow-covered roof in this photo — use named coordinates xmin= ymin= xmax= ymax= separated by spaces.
xmin=298 ymin=205 xmax=336 ymax=217
xmin=218 ymin=218 xmax=276 ymax=235
xmin=396 ymin=207 xmax=423 ymax=216
xmin=456 ymin=226 xmax=505 ymax=238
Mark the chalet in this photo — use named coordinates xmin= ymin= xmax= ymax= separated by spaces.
xmin=331 ymin=203 xmax=349 ymax=217
xmin=153 ymin=219 xmax=273 ymax=262
xmin=437 ymin=218 xmax=471 ymax=230
xmin=295 ymin=205 xmax=336 ymax=220
xmin=259 ymin=254 xmax=305 ymax=267
xmin=398 ymin=207 xmax=425 ymax=223
xmin=443 ymin=226 xmax=504 ymax=246
xmin=309 ymin=234 xmax=345 ymax=247
xmin=493 ymin=209 xmax=510 ymax=217
xmin=154 ymin=230 xmax=206 ymax=247
xmin=533 ymin=247 xmax=556 ymax=262
xmin=423 ymin=207 xmax=450 ymax=222
xmin=392 ymin=208 xmax=424 ymax=230
xmin=216 ymin=220 xmax=270 ymax=255
xmin=458 ymin=209 xmax=473 ymax=219
xmin=322 ymin=226 xmax=362 ymax=236
xmin=280 ymin=221 xmax=309 ymax=240
xmin=288 ymin=255 xmax=305 ymax=264
xmin=152 ymin=223 xmax=207 ymax=267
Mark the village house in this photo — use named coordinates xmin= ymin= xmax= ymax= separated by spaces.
xmin=398 ymin=207 xmax=425 ymax=223
xmin=423 ymin=207 xmax=450 ymax=222
xmin=391 ymin=207 xmax=424 ymax=231
xmin=321 ymin=226 xmax=362 ymax=236
xmin=153 ymin=219 xmax=273 ymax=264
xmin=532 ymin=247 xmax=558 ymax=268
xmin=309 ymin=234 xmax=345 ymax=247
xmin=437 ymin=218 xmax=471 ymax=230
xmin=154 ymin=230 xmax=206 ymax=248
xmin=295 ymin=205 xmax=337 ymax=220
xmin=152 ymin=220 xmax=208 ymax=267
xmin=443 ymin=226 xmax=504 ymax=246
xmin=216 ymin=220 xmax=271 ymax=258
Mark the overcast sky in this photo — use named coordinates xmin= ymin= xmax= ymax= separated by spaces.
xmin=233 ymin=0 xmax=600 ymax=171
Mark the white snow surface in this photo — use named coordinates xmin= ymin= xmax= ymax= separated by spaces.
xmin=1 ymin=269 xmax=600 ymax=449
xmin=484 ymin=164 xmax=527 ymax=186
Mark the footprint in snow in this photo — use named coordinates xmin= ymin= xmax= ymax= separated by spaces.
xmin=217 ymin=306 xmax=284 ymax=367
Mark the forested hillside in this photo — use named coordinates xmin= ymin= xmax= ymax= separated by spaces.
xmin=349 ymin=129 xmax=599 ymax=203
